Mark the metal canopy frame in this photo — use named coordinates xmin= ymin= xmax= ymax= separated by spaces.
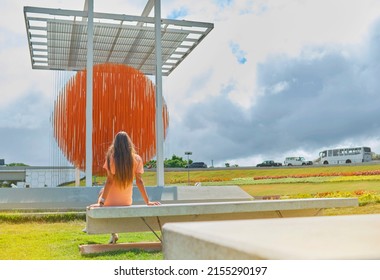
xmin=23 ymin=0 xmax=213 ymax=187
xmin=23 ymin=6 xmax=213 ymax=76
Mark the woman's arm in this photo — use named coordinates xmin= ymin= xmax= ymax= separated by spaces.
xmin=99 ymin=176 xmax=113 ymax=205
xmin=135 ymin=173 xmax=161 ymax=206
xmin=97 ymin=157 xmax=114 ymax=206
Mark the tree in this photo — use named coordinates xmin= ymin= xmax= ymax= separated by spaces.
xmin=372 ymin=153 xmax=380 ymax=160
xmin=164 ymin=155 xmax=189 ymax=168
xmin=6 ymin=163 xmax=29 ymax=166
xmin=144 ymin=155 xmax=191 ymax=168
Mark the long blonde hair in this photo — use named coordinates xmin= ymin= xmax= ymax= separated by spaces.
xmin=106 ymin=131 xmax=136 ymax=187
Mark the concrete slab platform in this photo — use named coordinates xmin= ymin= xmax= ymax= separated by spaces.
xmin=162 ymin=214 xmax=380 ymax=260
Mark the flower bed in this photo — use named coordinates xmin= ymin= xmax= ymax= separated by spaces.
xmin=253 ymin=170 xmax=380 ymax=180
xmin=287 ymin=190 xmax=380 ymax=206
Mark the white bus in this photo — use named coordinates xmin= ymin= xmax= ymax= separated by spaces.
xmin=319 ymin=146 xmax=372 ymax=165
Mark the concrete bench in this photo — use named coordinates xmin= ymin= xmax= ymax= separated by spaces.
xmin=80 ymin=197 xmax=358 ymax=254
xmin=163 ymin=213 xmax=379 ymax=259
xmin=85 ymin=198 xmax=358 ymax=233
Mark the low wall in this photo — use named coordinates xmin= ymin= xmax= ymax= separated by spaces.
xmin=0 ymin=185 xmax=252 ymax=211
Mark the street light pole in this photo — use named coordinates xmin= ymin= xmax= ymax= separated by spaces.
xmin=185 ymin=151 xmax=192 ymax=186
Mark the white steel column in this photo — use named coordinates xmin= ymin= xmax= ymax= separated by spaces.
xmin=154 ymin=0 xmax=165 ymax=187
xmin=85 ymin=0 xmax=94 ymax=187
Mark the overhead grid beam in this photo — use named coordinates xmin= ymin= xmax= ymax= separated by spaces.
xmin=123 ymin=0 xmax=154 ymax=66
xmin=24 ymin=6 xmax=213 ymax=75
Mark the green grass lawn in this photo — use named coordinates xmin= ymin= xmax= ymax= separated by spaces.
xmin=2 ymin=163 xmax=380 ymax=260
xmin=0 ymin=220 xmax=162 ymax=260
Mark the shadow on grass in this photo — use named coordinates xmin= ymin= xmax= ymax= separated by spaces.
xmin=81 ymin=248 xmax=162 ymax=259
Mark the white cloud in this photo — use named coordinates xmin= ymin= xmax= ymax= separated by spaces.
xmin=270 ymin=81 xmax=289 ymax=95
xmin=0 ymin=45 xmax=53 ymax=110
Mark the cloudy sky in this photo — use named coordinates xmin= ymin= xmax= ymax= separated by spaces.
xmin=1 ymin=0 xmax=380 ymax=167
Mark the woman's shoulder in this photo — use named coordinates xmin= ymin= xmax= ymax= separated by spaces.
xmin=134 ymin=154 xmax=142 ymax=162
xmin=133 ymin=154 xmax=144 ymax=173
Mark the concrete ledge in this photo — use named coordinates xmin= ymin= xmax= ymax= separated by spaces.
xmin=162 ymin=214 xmax=380 ymax=260
xmin=0 ymin=187 xmax=101 ymax=210
xmin=87 ymin=198 xmax=358 ymax=218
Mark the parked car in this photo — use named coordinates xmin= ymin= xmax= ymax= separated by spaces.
xmin=256 ymin=160 xmax=282 ymax=167
xmin=187 ymin=162 xmax=207 ymax=168
xmin=284 ymin=157 xmax=307 ymax=166
xmin=284 ymin=157 xmax=314 ymax=166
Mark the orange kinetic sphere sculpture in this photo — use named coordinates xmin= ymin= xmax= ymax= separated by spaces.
xmin=53 ymin=63 xmax=169 ymax=175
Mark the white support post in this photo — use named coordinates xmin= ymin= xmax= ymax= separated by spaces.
xmin=75 ymin=167 xmax=80 ymax=186
xmin=85 ymin=0 xmax=94 ymax=187
xmin=154 ymin=0 xmax=165 ymax=187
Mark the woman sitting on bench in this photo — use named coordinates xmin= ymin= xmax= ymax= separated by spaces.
xmin=90 ymin=131 xmax=161 ymax=243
